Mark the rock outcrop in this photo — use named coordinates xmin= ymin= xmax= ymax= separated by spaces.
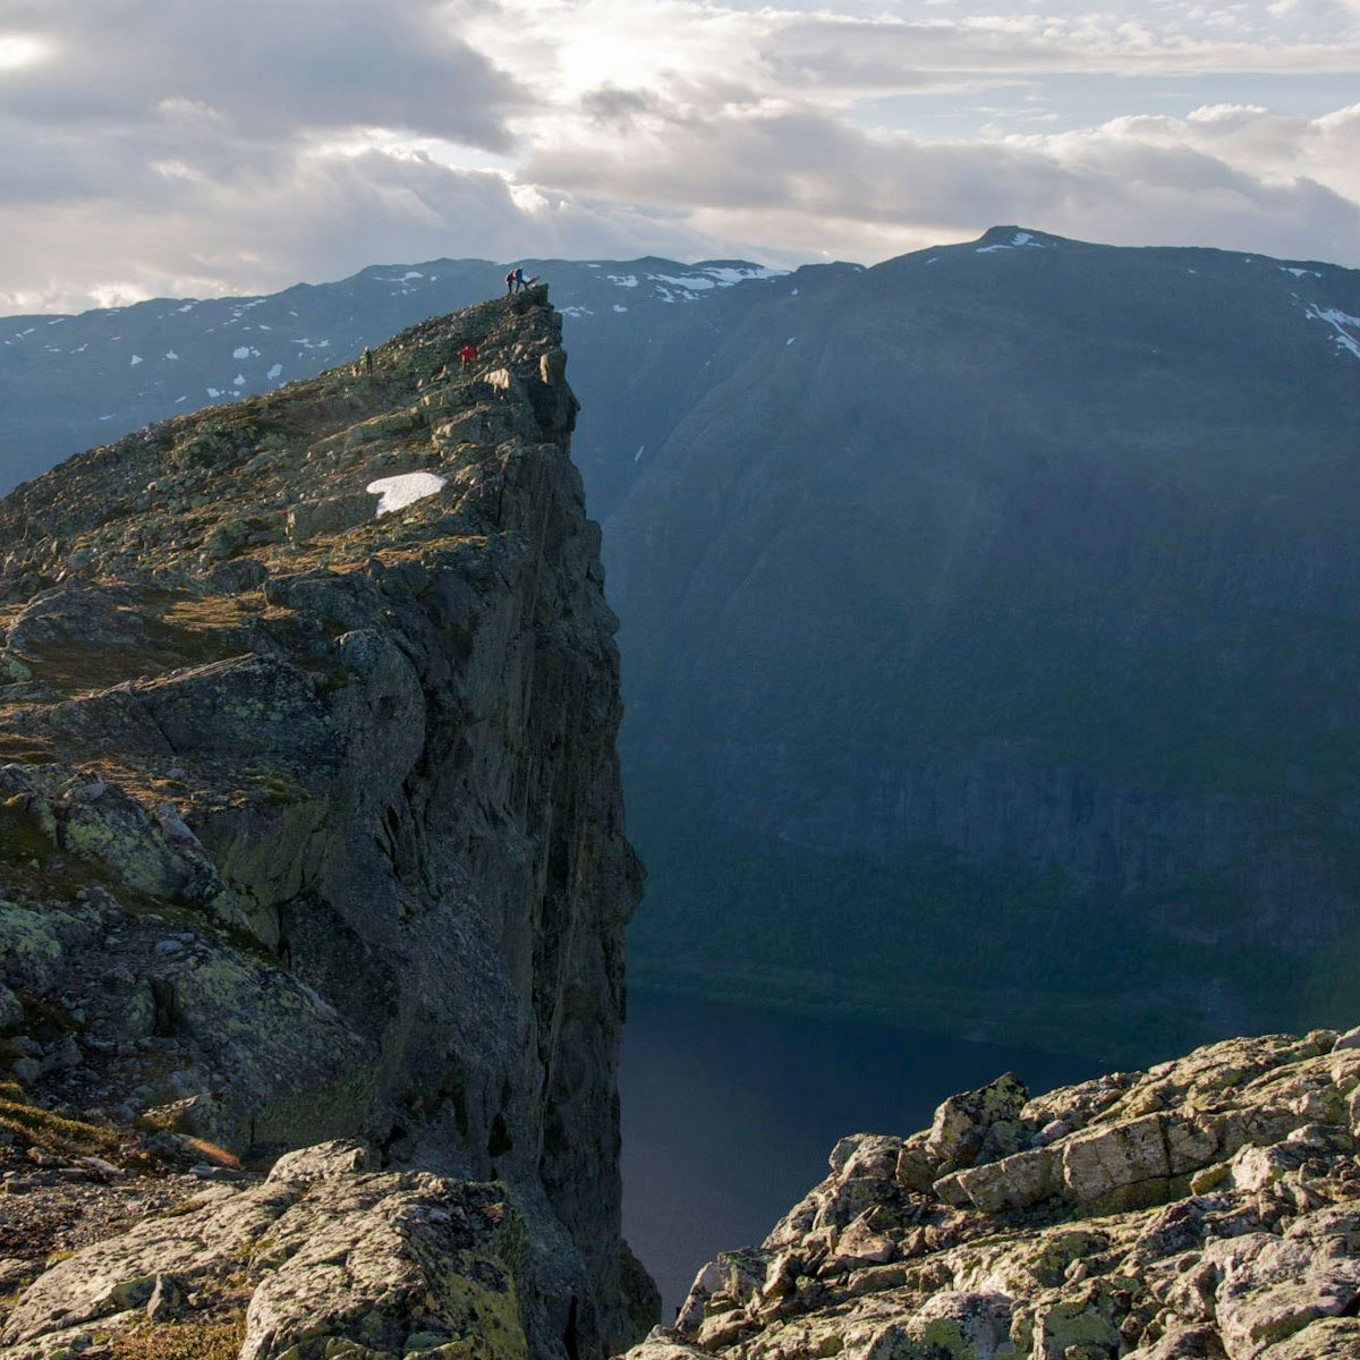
xmin=0 ymin=286 xmax=656 ymax=1357
xmin=629 ymin=1028 xmax=1360 ymax=1360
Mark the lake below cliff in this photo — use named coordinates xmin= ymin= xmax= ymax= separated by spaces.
xmin=618 ymin=991 xmax=1097 ymax=1316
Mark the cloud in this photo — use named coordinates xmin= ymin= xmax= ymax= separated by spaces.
xmin=0 ymin=147 xmax=728 ymax=315
xmin=0 ymin=0 xmax=524 ymax=146
xmin=522 ymin=92 xmax=1360 ymax=265
xmin=0 ymin=0 xmax=1359 ymax=313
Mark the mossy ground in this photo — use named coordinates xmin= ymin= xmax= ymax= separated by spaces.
xmin=106 ymin=1313 xmax=246 ymax=1360
xmin=0 ymin=1081 xmax=119 ymax=1156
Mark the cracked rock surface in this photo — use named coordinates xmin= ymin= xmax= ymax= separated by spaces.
xmin=626 ymin=1030 xmax=1360 ymax=1360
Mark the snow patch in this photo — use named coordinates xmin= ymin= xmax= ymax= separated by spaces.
xmin=1282 ymin=266 xmax=1322 ymax=278
xmin=368 ymin=471 xmax=447 ymax=517
xmin=233 ymin=345 xmax=251 ymax=359
xmin=646 ymin=264 xmax=787 ymax=301
xmin=607 ymin=274 xmax=639 ymax=288
xmin=175 ymin=396 xmax=187 ymax=403
xmin=164 ymin=350 xmax=179 ymax=360
xmin=978 ymin=230 xmax=1046 ymax=254
xmin=560 ymin=305 xmax=594 ymax=318
xmin=206 ymin=387 xmax=221 ymax=397
xmin=267 ymin=363 xmax=283 ymax=379
xmin=232 ymin=374 xmax=246 ymax=386
xmin=704 ymin=264 xmax=786 ymax=285
xmin=130 ymin=354 xmax=143 ymax=366
xmin=634 ymin=444 xmax=646 ymax=463
xmin=612 ymin=304 xmax=629 ymax=313
xmin=786 ymin=336 xmax=796 ymax=345
xmin=1305 ymin=304 xmax=1360 ymax=360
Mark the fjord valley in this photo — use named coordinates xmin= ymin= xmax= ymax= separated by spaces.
xmin=10 ymin=226 xmax=1359 ymax=1062
xmin=3 ymin=239 xmax=1360 ymax=1360
xmin=607 ymin=227 xmax=1360 ymax=1061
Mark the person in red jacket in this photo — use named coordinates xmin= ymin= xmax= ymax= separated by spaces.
xmin=458 ymin=343 xmax=478 ymax=370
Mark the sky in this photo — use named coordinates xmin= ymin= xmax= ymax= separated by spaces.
xmin=1 ymin=0 xmax=1358 ymax=314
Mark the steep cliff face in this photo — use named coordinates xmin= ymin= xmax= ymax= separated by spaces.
xmin=609 ymin=228 xmax=1360 ymax=1059
xmin=0 ymin=287 xmax=655 ymax=1357
xmin=628 ymin=1025 xmax=1360 ymax=1360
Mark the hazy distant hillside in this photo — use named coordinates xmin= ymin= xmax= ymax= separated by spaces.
xmin=606 ymin=227 xmax=1360 ymax=1061
xmin=0 ymin=255 xmax=789 ymax=497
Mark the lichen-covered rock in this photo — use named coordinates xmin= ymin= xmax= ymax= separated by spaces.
xmin=0 ymin=1146 xmax=532 ymax=1360
xmin=630 ymin=1031 xmax=1360 ymax=1360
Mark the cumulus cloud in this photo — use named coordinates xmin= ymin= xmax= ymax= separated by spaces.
xmin=0 ymin=0 xmax=1358 ymax=313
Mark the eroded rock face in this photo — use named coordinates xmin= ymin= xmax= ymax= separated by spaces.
xmin=0 ymin=287 xmax=653 ymax=1356
xmin=630 ymin=1029 xmax=1360 ymax=1360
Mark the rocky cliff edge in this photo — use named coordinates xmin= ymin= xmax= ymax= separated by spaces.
xmin=0 ymin=285 xmax=658 ymax=1358
xmin=628 ymin=1027 xmax=1360 ymax=1360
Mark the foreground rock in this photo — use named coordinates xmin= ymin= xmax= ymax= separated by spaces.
xmin=0 ymin=286 xmax=654 ymax=1356
xmin=628 ymin=1029 xmax=1360 ymax=1360
xmin=0 ymin=1139 xmax=533 ymax=1360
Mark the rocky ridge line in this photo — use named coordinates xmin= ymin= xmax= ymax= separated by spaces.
xmin=627 ymin=1028 xmax=1360 ymax=1360
xmin=0 ymin=286 xmax=657 ymax=1358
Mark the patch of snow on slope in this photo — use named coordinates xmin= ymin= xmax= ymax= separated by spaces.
xmin=978 ymin=231 xmax=1046 ymax=254
xmin=648 ymin=265 xmax=787 ymax=300
xmin=607 ymin=275 xmax=639 ymax=288
xmin=613 ymin=304 xmax=628 ymax=313
xmin=1306 ymin=304 xmax=1360 ymax=360
xmin=267 ymin=363 xmax=283 ymax=379
xmin=368 ymin=472 xmax=447 ymax=517
xmin=164 ymin=350 xmax=179 ymax=360
xmin=702 ymin=264 xmax=787 ymax=285
xmin=1283 ymin=266 xmax=1322 ymax=278
xmin=560 ymin=306 xmax=594 ymax=318
xmin=634 ymin=444 xmax=646 ymax=463
xmin=130 ymin=355 xmax=142 ymax=366
xmin=233 ymin=346 xmax=252 ymax=359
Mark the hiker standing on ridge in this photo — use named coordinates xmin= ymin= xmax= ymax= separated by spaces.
xmin=505 ymin=268 xmax=517 ymax=296
xmin=458 ymin=343 xmax=477 ymax=370
xmin=514 ymin=267 xmax=527 ymax=292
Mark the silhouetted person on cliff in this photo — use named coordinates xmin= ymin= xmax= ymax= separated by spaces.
xmin=505 ymin=269 xmax=516 ymax=296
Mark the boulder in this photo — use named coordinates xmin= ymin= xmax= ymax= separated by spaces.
xmin=926 ymin=1073 xmax=1028 ymax=1173
xmin=286 ymin=491 xmax=378 ymax=543
xmin=936 ymin=1145 xmax=1060 ymax=1213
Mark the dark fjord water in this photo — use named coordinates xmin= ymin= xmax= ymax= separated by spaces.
xmin=618 ymin=991 xmax=1096 ymax=1316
